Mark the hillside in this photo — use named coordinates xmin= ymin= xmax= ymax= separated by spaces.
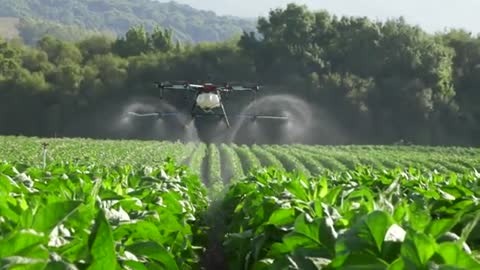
xmin=0 ymin=0 xmax=256 ymax=43
xmin=0 ymin=17 xmax=19 ymax=39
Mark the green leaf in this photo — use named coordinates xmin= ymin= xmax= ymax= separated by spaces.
xmin=126 ymin=241 xmax=179 ymax=270
xmin=298 ymin=213 xmax=337 ymax=248
xmin=408 ymin=202 xmax=431 ymax=232
xmin=122 ymin=260 xmax=149 ymax=270
xmin=267 ymin=208 xmax=296 ymax=227
xmin=273 ymin=213 xmax=336 ymax=260
xmin=332 ymin=211 xmax=394 ymax=267
xmin=45 ymin=259 xmax=79 ymax=270
xmin=29 ymin=200 xmax=82 ymax=233
xmin=348 ymin=210 xmax=394 ymax=253
xmin=323 ymin=186 xmax=343 ymax=205
xmin=400 ymin=231 xmax=437 ymax=268
xmin=388 ymin=258 xmax=404 ymax=270
xmin=426 ymin=218 xmax=458 ymax=239
xmin=392 ymin=201 xmax=407 ymax=223
xmin=435 ymin=242 xmax=480 ymax=269
xmin=0 ymin=229 xmax=45 ymax=258
xmin=87 ymin=209 xmax=118 ymax=270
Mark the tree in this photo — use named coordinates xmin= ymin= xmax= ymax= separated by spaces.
xmin=150 ymin=26 xmax=174 ymax=52
xmin=112 ymin=25 xmax=150 ymax=57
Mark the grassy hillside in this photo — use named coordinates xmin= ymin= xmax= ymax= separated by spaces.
xmin=0 ymin=0 xmax=256 ymax=44
xmin=0 ymin=16 xmax=113 ymax=45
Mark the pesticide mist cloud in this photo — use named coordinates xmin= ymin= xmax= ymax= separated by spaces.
xmin=63 ymin=91 xmax=349 ymax=145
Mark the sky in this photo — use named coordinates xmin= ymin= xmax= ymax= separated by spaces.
xmin=159 ymin=0 xmax=480 ymax=34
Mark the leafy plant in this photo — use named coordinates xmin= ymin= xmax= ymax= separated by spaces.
xmin=221 ymin=167 xmax=480 ymax=269
xmin=0 ymin=159 xmax=209 ymax=269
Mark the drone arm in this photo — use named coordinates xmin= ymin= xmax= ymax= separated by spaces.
xmin=153 ymin=82 xmax=199 ymax=98
xmin=227 ymin=85 xmax=260 ymax=92
xmin=127 ymin=112 xmax=160 ymax=117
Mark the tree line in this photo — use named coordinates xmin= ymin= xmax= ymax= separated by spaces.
xmin=1 ymin=3 xmax=480 ymax=145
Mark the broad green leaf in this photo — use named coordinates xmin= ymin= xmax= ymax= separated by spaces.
xmin=323 ymin=186 xmax=343 ymax=205
xmin=388 ymin=258 xmax=404 ymax=270
xmin=297 ymin=213 xmax=337 ymax=247
xmin=267 ymin=208 xmax=296 ymax=227
xmin=0 ymin=229 xmax=45 ymax=257
xmin=113 ymin=221 xmax=162 ymax=243
xmin=286 ymin=180 xmax=309 ymax=201
xmin=350 ymin=210 xmax=393 ymax=253
xmin=392 ymin=201 xmax=407 ymax=223
xmin=400 ymin=231 xmax=437 ymax=268
xmin=29 ymin=200 xmax=82 ymax=233
xmin=332 ymin=210 xmax=394 ymax=267
xmin=55 ymin=237 xmax=89 ymax=266
xmin=408 ymin=203 xmax=431 ymax=232
xmin=426 ymin=218 xmax=458 ymax=239
xmin=435 ymin=242 xmax=480 ymax=269
xmin=126 ymin=241 xmax=179 ymax=270
xmin=87 ymin=209 xmax=118 ymax=270
xmin=0 ymin=173 xmax=18 ymax=193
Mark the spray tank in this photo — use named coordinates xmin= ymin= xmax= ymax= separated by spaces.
xmin=196 ymin=93 xmax=221 ymax=110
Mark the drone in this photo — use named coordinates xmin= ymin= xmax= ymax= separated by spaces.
xmin=127 ymin=81 xmax=288 ymax=128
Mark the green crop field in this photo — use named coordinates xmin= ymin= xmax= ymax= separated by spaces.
xmin=1 ymin=135 xmax=480 ymax=269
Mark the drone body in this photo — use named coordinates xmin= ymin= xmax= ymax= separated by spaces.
xmin=195 ymin=84 xmax=221 ymax=110
xmin=127 ymin=80 xmax=286 ymax=128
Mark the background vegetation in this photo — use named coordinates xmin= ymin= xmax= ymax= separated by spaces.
xmin=1 ymin=3 xmax=480 ymax=145
xmin=0 ymin=0 xmax=256 ymax=44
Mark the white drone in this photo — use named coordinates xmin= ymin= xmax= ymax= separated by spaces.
xmin=127 ymin=81 xmax=288 ymax=128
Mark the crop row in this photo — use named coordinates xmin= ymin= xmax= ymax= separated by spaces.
xmin=1 ymin=136 xmax=479 ymax=186
xmin=2 ymin=136 xmax=480 ymax=269
xmin=220 ymin=166 xmax=480 ymax=269
xmin=2 ymin=161 xmax=480 ymax=269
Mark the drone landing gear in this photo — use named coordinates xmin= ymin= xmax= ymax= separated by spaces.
xmin=219 ymin=103 xmax=231 ymax=128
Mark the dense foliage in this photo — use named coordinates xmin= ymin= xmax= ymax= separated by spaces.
xmin=1 ymin=136 xmax=480 ymax=269
xmin=1 ymin=3 xmax=480 ymax=145
xmin=0 ymin=0 xmax=256 ymax=44
xmin=221 ymin=167 xmax=480 ymax=269
xmin=0 ymin=159 xmax=209 ymax=269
